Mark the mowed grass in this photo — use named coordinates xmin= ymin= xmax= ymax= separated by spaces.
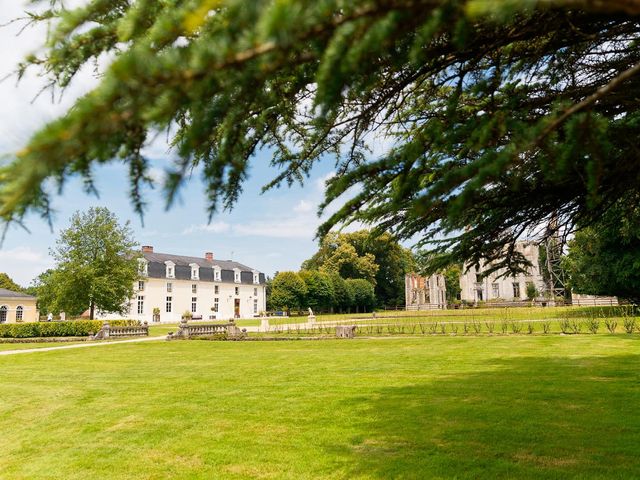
xmin=1 ymin=336 xmax=639 ymax=479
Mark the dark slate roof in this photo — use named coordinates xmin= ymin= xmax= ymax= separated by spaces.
xmin=142 ymin=251 xmax=265 ymax=284
xmin=0 ymin=288 xmax=36 ymax=299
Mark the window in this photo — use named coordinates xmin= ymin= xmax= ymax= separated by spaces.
xmin=138 ymin=280 xmax=145 ymax=291
xmin=166 ymin=282 xmax=173 ymax=293
xmin=475 ymin=273 xmax=483 ymax=283
xmin=166 ymin=296 xmax=172 ymax=313
xmin=165 ymin=261 xmax=175 ymax=279
xmin=491 ymin=283 xmax=499 ymax=298
xmin=137 ymin=296 xmax=144 ymax=315
xmin=138 ymin=259 xmax=148 ymax=276
xmin=214 ymin=285 xmax=219 ymax=294
xmin=254 ymin=287 xmax=258 ymax=297
xmin=0 ymin=306 xmax=6 ymax=323
xmin=190 ymin=263 xmax=199 ymax=280
xmin=235 ymin=287 xmax=239 ymax=295
xmin=192 ymin=284 xmax=197 ymax=294
xmin=213 ymin=298 xmax=219 ymax=312
xmin=252 ymin=271 xmax=259 ymax=284
xmin=191 ymin=297 xmax=197 ymax=313
xmin=234 ymin=268 xmax=241 ymax=283
xmin=16 ymin=306 xmax=23 ymax=322
xmin=512 ymin=282 xmax=521 ymax=298
xmin=213 ymin=266 xmax=221 ymax=282
xmin=253 ymin=299 xmax=258 ymax=314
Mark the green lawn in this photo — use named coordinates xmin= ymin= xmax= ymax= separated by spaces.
xmin=1 ymin=336 xmax=639 ymax=479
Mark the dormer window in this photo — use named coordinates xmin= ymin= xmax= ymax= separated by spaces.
xmin=252 ymin=270 xmax=259 ymax=284
xmin=138 ymin=259 xmax=148 ymax=277
xmin=189 ymin=263 xmax=200 ymax=280
xmin=165 ymin=261 xmax=175 ymax=279
xmin=233 ymin=268 xmax=241 ymax=284
xmin=213 ymin=266 xmax=221 ymax=282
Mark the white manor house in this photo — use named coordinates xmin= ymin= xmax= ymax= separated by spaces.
xmin=102 ymin=246 xmax=266 ymax=323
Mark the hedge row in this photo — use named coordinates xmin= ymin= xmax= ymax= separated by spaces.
xmin=0 ymin=321 xmax=103 ymax=338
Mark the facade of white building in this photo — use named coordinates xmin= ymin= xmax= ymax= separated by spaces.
xmin=459 ymin=241 xmax=545 ymax=303
xmin=101 ymin=246 xmax=266 ymax=323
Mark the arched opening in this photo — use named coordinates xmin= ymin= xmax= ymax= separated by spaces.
xmin=0 ymin=306 xmax=7 ymax=323
xmin=16 ymin=306 xmax=23 ymax=322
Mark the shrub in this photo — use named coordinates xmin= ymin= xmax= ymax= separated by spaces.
xmin=623 ymin=317 xmax=636 ymax=334
xmin=500 ymin=321 xmax=508 ymax=334
xmin=440 ymin=323 xmax=447 ymax=334
xmin=527 ymin=323 xmax=535 ymax=334
xmin=485 ymin=321 xmax=495 ymax=333
xmin=570 ymin=319 xmax=581 ymax=334
xmin=559 ymin=319 xmax=571 ymax=334
xmin=0 ymin=320 xmax=104 ymax=338
xmin=110 ymin=319 xmax=141 ymax=327
xmin=605 ymin=318 xmax=618 ymax=334
xmin=472 ymin=321 xmax=482 ymax=334
xmin=428 ymin=322 xmax=438 ymax=334
xmin=462 ymin=322 xmax=470 ymax=334
xmin=450 ymin=324 xmax=459 ymax=334
xmin=586 ymin=318 xmax=600 ymax=334
xmin=542 ymin=321 xmax=552 ymax=334
xmin=182 ymin=311 xmax=193 ymax=320
xmin=510 ymin=321 xmax=523 ymax=334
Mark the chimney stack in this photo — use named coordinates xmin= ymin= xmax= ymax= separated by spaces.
xmin=205 ymin=252 xmax=214 ymax=262
xmin=142 ymin=246 xmax=154 ymax=253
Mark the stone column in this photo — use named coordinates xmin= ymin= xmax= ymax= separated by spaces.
xmin=260 ymin=316 xmax=269 ymax=332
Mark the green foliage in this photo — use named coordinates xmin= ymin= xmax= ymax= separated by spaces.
xmin=328 ymin=273 xmax=353 ymax=313
xmin=0 ymin=273 xmax=24 ymax=293
xmin=303 ymin=230 xmax=412 ymax=306
xmin=38 ymin=208 xmax=140 ymax=318
xmin=299 ymin=269 xmax=335 ymax=311
xmin=564 ymin=199 xmax=640 ymax=303
xmin=269 ymin=271 xmax=307 ymax=312
xmin=0 ymin=320 xmax=103 ymax=338
xmin=525 ymin=282 xmax=539 ymax=300
xmin=7 ymin=2 xmax=639 ymax=273
xmin=345 ymin=278 xmax=376 ymax=313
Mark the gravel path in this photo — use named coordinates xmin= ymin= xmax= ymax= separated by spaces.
xmin=0 ymin=336 xmax=165 ymax=356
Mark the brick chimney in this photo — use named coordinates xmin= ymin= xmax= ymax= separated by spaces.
xmin=205 ymin=252 xmax=214 ymax=262
xmin=142 ymin=245 xmax=154 ymax=253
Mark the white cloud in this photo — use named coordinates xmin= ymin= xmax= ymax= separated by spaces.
xmin=182 ymin=222 xmax=231 ymax=235
xmin=315 ymin=171 xmax=336 ymax=192
xmin=293 ymin=199 xmax=313 ymax=213
xmin=0 ymin=246 xmax=54 ymax=286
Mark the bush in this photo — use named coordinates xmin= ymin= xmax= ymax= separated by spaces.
xmin=510 ymin=322 xmax=523 ymax=334
xmin=542 ymin=321 xmax=552 ymax=334
xmin=485 ymin=321 xmax=495 ymax=334
xmin=527 ymin=322 xmax=535 ymax=334
xmin=559 ymin=319 xmax=571 ymax=334
xmin=110 ymin=319 xmax=141 ymax=327
xmin=605 ymin=318 xmax=618 ymax=334
xmin=623 ymin=317 xmax=636 ymax=334
xmin=0 ymin=320 xmax=103 ymax=338
xmin=586 ymin=318 xmax=600 ymax=334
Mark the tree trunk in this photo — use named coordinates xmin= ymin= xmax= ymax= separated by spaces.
xmin=90 ymin=301 xmax=95 ymax=320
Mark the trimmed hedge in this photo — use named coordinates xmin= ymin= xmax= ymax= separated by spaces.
xmin=0 ymin=321 xmax=103 ymax=338
xmin=110 ymin=319 xmax=141 ymax=327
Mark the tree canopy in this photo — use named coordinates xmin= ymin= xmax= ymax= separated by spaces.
xmin=39 ymin=207 xmax=140 ymax=318
xmin=0 ymin=273 xmax=24 ymax=293
xmin=563 ymin=198 xmax=640 ymax=303
xmin=4 ymin=1 xmax=640 ymax=272
xmin=303 ymin=230 xmax=412 ymax=305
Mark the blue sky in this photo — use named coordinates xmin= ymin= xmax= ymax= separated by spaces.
xmin=0 ymin=2 xmax=352 ymax=286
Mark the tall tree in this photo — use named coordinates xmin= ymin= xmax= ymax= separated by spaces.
xmin=563 ymin=198 xmax=640 ymax=303
xmin=299 ymin=269 xmax=335 ymax=312
xmin=0 ymin=273 xmax=23 ymax=293
xmin=50 ymin=207 xmax=140 ymax=319
xmin=303 ymin=232 xmax=379 ymax=285
xmin=346 ymin=279 xmax=376 ymax=313
xmin=4 ymin=1 xmax=640 ymax=272
xmin=269 ymin=271 xmax=308 ymax=314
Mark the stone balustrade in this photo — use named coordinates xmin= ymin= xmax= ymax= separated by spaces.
xmin=167 ymin=319 xmax=245 ymax=340
xmin=93 ymin=321 xmax=149 ymax=340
